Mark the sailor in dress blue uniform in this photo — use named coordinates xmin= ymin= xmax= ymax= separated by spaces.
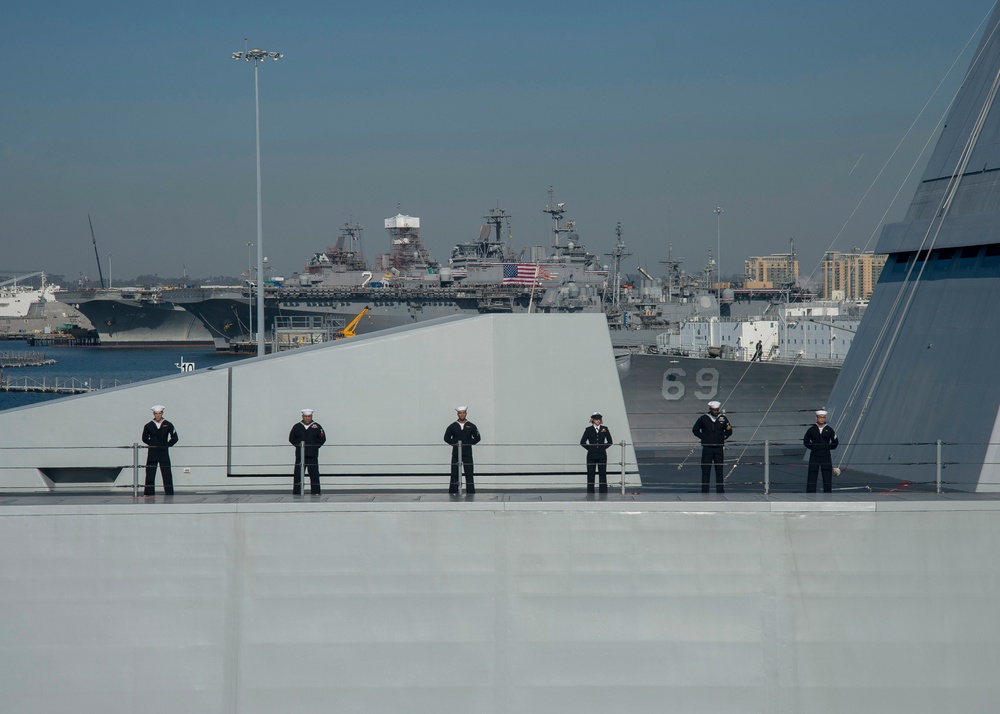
xmin=692 ymin=400 xmax=732 ymax=493
xmin=580 ymin=412 xmax=613 ymax=493
xmin=142 ymin=404 xmax=179 ymax=496
xmin=289 ymin=408 xmax=326 ymax=495
xmin=444 ymin=406 xmax=481 ymax=495
xmin=803 ymin=409 xmax=839 ymax=493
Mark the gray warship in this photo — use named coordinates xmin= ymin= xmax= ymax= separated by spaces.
xmin=57 ymin=190 xmax=847 ymax=457
xmin=55 ymin=285 xmax=215 ymax=345
xmin=172 ymin=191 xmax=722 ymax=350
xmin=6 ymin=15 xmax=1000 ymax=713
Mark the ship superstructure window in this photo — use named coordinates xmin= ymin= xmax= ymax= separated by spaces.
xmin=933 ymin=248 xmax=956 ymax=271
xmin=891 ymin=253 xmax=913 ymax=273
xmin=982 ymin=244 xmax=1000 ymax=269
xmin=959 ymin=245 xmax=982 ymax=269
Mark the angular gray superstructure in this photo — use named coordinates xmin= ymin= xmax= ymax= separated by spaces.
xmin=0 ymin=313 xmax=637 ymax=491
xmin=827 ymin=6 xmax=1000 ymax=490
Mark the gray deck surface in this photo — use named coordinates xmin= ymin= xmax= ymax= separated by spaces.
xmin=4 ymin=488 xmax=1000 ymax=511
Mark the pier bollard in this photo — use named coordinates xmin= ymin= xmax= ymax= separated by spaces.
xmin=132 ymin=443 xmax=140 ymax=498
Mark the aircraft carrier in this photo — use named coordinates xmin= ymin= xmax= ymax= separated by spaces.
xmin=56 ymin=286 xmax=214 ymax=346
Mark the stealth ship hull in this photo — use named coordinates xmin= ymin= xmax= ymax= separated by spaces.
xmin=825 ymin=3 xmax=1000 ymax=491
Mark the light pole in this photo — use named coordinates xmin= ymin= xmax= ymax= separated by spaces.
xmin=714 ymin=206 xmax=724 ymax=295
xmin=232 ymin=42 xmax=283 ymax=355
xmin=107 ymin=253 xmax=112 ymax=290
xmin=246 ymin=241 xmax=254 ymax=340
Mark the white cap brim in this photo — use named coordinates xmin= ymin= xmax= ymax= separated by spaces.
xmin=151 ymin=405 xmax=165 ymax=412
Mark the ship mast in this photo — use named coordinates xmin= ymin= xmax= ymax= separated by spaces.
xmin=659 ymin=244 xmax=684 ymax=301
xmin=542 ymin=186 xmax=571 ymax=258
xmin=482 ymin=204 xmax=512 ymax=259
xmin=340 ymin=220 xmax=365 ymax=265
xmin=605 ymin=222 xmax=631 ymax=312
xmin=384 ymin=213 xmax=435 ymax=273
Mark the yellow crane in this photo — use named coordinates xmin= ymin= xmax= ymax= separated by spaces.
xmin=336 ymin=307 xmax=371 ymax=339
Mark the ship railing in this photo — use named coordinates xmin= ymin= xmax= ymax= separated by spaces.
xmin=631 ymin=438 xmax=994 ymax=494
xmin=652 ymin=344 xmax=844 ymax=368
xmin=0 ymin=439 xmax=993 ymax=496
xmin=0 ymin=441 xmax=639 ymax=496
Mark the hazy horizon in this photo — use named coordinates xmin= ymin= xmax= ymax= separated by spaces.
xmin=3 ymin=1 xmax=995 ymax=290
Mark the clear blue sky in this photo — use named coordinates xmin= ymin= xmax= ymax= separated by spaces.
xmin=2 ymin=0 xmax=996 ymax=286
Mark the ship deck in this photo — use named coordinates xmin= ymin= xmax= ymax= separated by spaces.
xmin=5 ymin=483 xmax=1000 ymax=713
xmin=4 ymin=487 xmax=1000 ymax=511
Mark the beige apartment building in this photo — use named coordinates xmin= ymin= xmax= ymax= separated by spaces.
xmin=821 ymin=251 xmax=888 ymax=300
xmin=743 ymin=254 xmax=798 ymax=289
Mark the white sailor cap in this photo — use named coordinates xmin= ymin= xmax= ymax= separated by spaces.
xmin=707 ymin=401 xmax=721 ymax=409
xmin=816 ymin=409 xmax=828 ymax=417
xmin=456 ymin=405 xmax=468 ymax=412
xmin=301 ymin=409 xmax=314 ymax=416
xmin=591 ymin=412 xmax=603 ymax=420
xmin=151 ymin=405 xmax=165 ymax=412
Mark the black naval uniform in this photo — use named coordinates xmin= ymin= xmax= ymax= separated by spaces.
xmin=804 ymin=421 xmax=839 ymax=493
xmin=580 ymin=423 xmax=613 ymax=492
xmin=289 ymin=420 xmax=327 ymax=495
xmin=692 ymin=411 xmax=732 ymax=493
xmin=444 ymin=420 xmax=481 ymax=494
xmin=142 ymin=418 xmax=179 ymax=496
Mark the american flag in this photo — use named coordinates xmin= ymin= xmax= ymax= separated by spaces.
xmin=502 ymin=263 xmax=554 ymax=284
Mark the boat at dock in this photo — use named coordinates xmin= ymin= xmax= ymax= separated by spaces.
xmin=172 ymin=194 xmax=725 ymax=351
xmin=0 ymin=273 xmax=60 ymax=319
xmin=56 ymin=285 xmax=215 ymax=346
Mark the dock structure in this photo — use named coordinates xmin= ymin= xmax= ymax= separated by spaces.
xmin=0 ymin=350 xmax=54 ymax=367
xmin=25 ymin=332 xmax=100 ymax=347
xmin=0 ymin=376 xmax=128 ymax=394
xmin=1 ymin=491 xmax=998 ymax=713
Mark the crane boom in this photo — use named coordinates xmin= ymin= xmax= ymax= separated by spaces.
xmin=0 ymin=271 xmax=43 ymax=289
xmin=337 ymin=307 xmax=371 ymax=339
xmin=88 ymin=214 xmax=106 ymax=289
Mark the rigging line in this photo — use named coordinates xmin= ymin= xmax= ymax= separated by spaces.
xmin=852 ymin=0 xmax=1000 ymax=259
xmin=838 ymin=140 xmax=972 ymax=426
xmin=725 ymin=354 xmax=805 ymax=482
xmin=836 ymin=64 xmax=1000 ymax=463
xmin=800 ymin=5 xmax=998 ymax=288
xmin=834 ymin=39 xmax=1000 ymax=431
xmin=841 ymin=67 xmax=1000 ymax=441
xmin=674 ymin=354 xmax=762 ymax=471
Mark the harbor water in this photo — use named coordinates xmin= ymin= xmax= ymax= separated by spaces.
xmin=0 ymin=341 xmax=249 ymax=411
